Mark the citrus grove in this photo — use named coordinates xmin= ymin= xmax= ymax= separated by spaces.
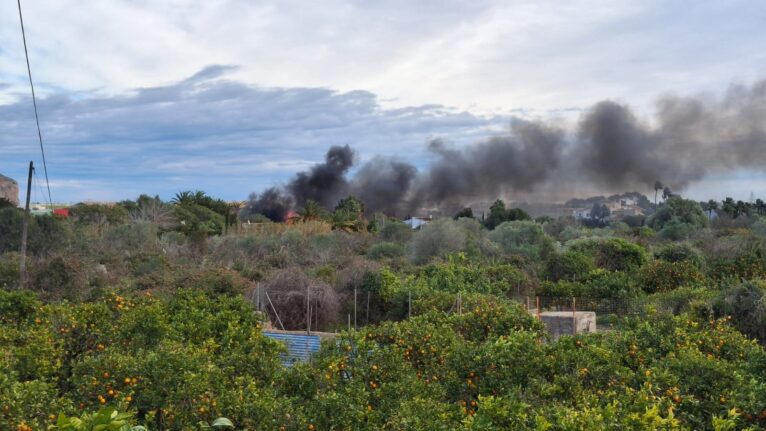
xmin=1 ymin=194 xmax=766 ymax=429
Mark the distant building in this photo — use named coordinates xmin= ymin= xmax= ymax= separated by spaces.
xmin=30 ymin=203 xmax=52 ymax=216
xmin=403 ymin=216 xmax=432 ymax=230
xmin=0 ymin=174 xmax=19 ymax=206
xmin=572 ymin=208 xmax=592 ymax=220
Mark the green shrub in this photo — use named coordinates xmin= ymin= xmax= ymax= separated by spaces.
xmin=367 ymin=242 xmax=405 ymax=260
xmin=544 ymin=250 xmax=595 ymax=282
xmin=70 ymin=203 xmax=129 ymax=226
xmin=379 ymin=220 xmax=412 ymax=243
xmin=0 ymin=252 xmax=20 ymax=289
xmin=408 ymin=219 xmax=476 ymax=263
xmin=569 ymin=237 xmax=648 ymax=271
xmin=655 ymin=243 xmax=704 ymax=268
xmin=488 ymin=220 xmax=555 ymax=260
xmin=713 ymin=281 xmax=766 ymax=343
xmin=638 ymin=260 xmax=706 ymax=294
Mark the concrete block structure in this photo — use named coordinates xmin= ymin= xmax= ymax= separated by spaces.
xmin=539 ymin=311 xmax=597 ymax=340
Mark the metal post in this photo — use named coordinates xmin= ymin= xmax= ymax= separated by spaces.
xmin=306 ymin=284 xmax=311 ymax=335
xmin=366 ymin=291 xmax=371 ymax=325
xmin=264 ymin=290 xmax=285 ymax=331
xmin=19 ymin=161 xmax=33 ymax=289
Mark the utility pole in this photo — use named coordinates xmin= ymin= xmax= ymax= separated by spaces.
xmin=19 ymin=161 xmax=33 ymax=289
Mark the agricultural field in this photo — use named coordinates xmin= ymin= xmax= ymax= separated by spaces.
xmin=1 ymin=195 xmax=766 ymax=430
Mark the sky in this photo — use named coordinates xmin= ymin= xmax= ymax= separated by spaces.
xmin=1 ymin=0 xmax=766 ymax=204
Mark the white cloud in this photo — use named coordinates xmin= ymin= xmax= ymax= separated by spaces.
xmin=0 ymin=67 xmax=508 ymax=202
xmin=2 ymin=0 xmax=765 ymax=112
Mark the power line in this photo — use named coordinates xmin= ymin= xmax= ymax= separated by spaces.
xmin=16 ymin=0 xmax=53 ymax=208
xmin=33 ymin=167 xmax=47 ymax=208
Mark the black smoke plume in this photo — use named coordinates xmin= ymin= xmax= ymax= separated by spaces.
xmin=242 ymin=187 xmax=293 ymax=222
xmin=409 ymin=120 xmax=564 ymax=212
xmin=246 ymin=78 xmax=766 ymax=218
xmin=351 ymin=157 xmax=417 ymax=215
xmin=288 ymin=145 xmax=354 ymax=208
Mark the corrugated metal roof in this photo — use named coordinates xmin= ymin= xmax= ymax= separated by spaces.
xmin=264 ymin=331 xmax=322 ymax=366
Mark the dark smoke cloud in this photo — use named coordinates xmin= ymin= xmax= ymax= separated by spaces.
xmin=288 ymin=145 xmax=354 ymax=208
xmin=409 ymin=120 xmax=564 ymax=212
xmin=351 ymin=157 xmax=417 ymax=216
xmin=577 ymin=101 xmax=669 ymax=187
xmin=247 ymin=78 xmax=766 ymax=217
xmin=242 ymin=187 xmax=293 ymax=221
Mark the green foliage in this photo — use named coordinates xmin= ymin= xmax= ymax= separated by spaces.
xmin=70 ymin=204 xmax=129 ymax=226
xmin=638 ymin=260 xmax=706 ymax=294
xmin=0 ymin=252 xmax=20 ymax=289
xmin=569 ymin=237 xmax=649 ymax=272
xmin=366 ymin=242 xmax=405 ymax=260
xmin=379 ymin=219 xmax=412 ymax=243
xmin=544 ymin=250 xmax=595 ymax=282
xmin=0 ymin=207 xmax=72 ymax=255
xmin=454 ymin=207 xmax=474 ymax=219
xmin=655 ymin=243 xmax=705 ymax=268
xmin=649 ymin=197 xmax=708 ymax=238
xmin=488 ymin=220 xmax=555 ymax=260
xmin=334 ymin=195 xmax=365 ymax=217
xmin=5 ymin=185 xmax=766 ymax=430
xmin=483 ymin=199 xmax=531 ymax=229
xmin=713 ymin=281 xmax=766 ymax=343
xmin=173 ymin=204 xmax=225 ymax=236
xmin=409 ymin=218 xmax=490 ymax=264
xmin=539 ymin=269 xmax=639 ymax=300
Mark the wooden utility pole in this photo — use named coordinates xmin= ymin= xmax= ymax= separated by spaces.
xmin=19 ymin=161 xmax=33 ymax=289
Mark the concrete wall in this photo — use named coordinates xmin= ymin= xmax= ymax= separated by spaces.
xmin=0 ymin=175 xmax=19 ymax=206
xmin=539 ymin=311 xmax=597 ymax=340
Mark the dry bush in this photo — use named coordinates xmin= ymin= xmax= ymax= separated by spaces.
xmin=30 ymin=254 xmax=88 ymax=301
xmin=335 ymin=256 xmax=382 ymax=293
xmin=257 ymin=268 xmax=340 ymax=331
xmin=239 ymin=220 xmax=332 ymax=236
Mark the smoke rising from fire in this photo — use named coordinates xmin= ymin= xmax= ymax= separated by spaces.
xmin=244 ymin=78 xmax=766 ymax=219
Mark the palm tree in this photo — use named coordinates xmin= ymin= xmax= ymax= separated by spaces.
xmin=172 ymin=190 xmax=195 ymax=206
xmin=662 ymin=187 xmax=673 ymax=201
xmin=299 ymin=199 xmax=324 ymax=222
xmin=755 ymin=198 xmax=765 ymax=216
xmin=654 ymin=181 xmax=663 ymax=206
xmin=736 ymin=200 xmax=750 ymax=218
xmin=330 ymin=209 xmax=360 ymax=232
xmin=721 ymin=197 xmax=737 ymax=218
xmin=707 ymin=199 xmax=718 ymax=220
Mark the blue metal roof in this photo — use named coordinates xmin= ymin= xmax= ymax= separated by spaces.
xmin=264 ymin=331 xmax=322 ymax=366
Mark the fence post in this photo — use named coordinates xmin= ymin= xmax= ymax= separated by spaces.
xmin=306 ymin=284 xmax=311 ymax=335
xmin=572 ymin=297 xmax=577 ymax=335
xmin=536 ymin=296 xmax=541 ymax=319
